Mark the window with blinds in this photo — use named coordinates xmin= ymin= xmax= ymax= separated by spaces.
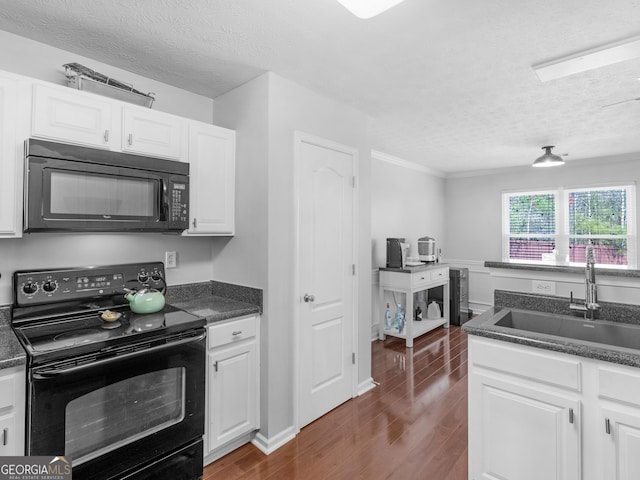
xmin=502 ymin=185 xmax=636 ymax=267
xmin=503 ymin=191 xmax=557 ymax=262
xmin=566 ymin=186 xmax=634 ymax=266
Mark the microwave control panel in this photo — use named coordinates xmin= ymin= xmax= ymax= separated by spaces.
xmin=169 ymin=180 xmax=189 ymax=227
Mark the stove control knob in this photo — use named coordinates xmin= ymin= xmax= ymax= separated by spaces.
xmin=137 ymin=273 xmax=149 ymax=284
xmin=22 ymin=282 xmax=38 ymax=295
xmin=42 ymin=280 xmax=58 ymax=293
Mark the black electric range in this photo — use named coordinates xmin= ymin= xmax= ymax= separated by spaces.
xmin=11 ymin=262 xmax=207 ymax=480
xmin=11 ymin=262 xmax=205 ymax=366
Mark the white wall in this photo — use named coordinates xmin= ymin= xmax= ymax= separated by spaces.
xmin=0 ymin=30 xmax=213 ymax=122
xmin=210 ymin=72 xmax=373 ymax=444
xmin=371 ymin=152 xmax=446 ymax=336
xmin=445 ymin=156 xmax=640 ymax=310
xmin=371 ymin=152 xmax=446 ymax=266
xmin=0 ymin=31 xmax=224 ymax=305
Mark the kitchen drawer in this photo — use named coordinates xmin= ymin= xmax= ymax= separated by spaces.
xmin=470 ymin=337 xmax=581 ymax=392
xmin=411 ymin=270 xmax=432 ymax=289
xmin=207 ymin=316 xmax=257 ymax=349
xmin=431 ymin=267 xmax=448 ymax=281
xmin=598 ymin=365 xmax=640 ymax=407
xmin=0 ymin=375 xmax=16 ymax=410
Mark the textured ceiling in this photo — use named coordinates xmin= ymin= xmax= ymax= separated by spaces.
xmin=0 ymin=0 xmax=639 ymax=173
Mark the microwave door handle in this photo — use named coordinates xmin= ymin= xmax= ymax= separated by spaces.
xmin=160 ymin=178 xmax=169 ymax=221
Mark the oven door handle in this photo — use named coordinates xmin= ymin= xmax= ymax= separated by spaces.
xmin=32 ymin=332 xmax=206 ymax=378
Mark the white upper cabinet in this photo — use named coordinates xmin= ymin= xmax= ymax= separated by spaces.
xmin=32 ymin=83 xmax=115 ymax=149
xmin=121 ymin=105 xmax=186 ymax=160
xmin=31 ymin=83 xmax=187 ymax=160
xmin=0 ymin=73 xmax=29 ymax=237
xmin=185 ymin=122 xmax=236 ymax=236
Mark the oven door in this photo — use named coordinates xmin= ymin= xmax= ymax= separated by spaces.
xmin=27 ymin=331 xmax=205 ymax=480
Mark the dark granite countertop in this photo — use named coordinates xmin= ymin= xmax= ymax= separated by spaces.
xmin=0 ymin=280 xmax=262 ymax=370
xmin=379 ymin=262 xmax=448 ymax=274
xmin=463 ymin=290 xmax=640 ymax=368
xmin=167 ymin=280 xmax=262 ymax=325
xmin=171 ymin=295 xmax=260 ymax=324
xmin=0 ymin=308 xmax=26 ymax=369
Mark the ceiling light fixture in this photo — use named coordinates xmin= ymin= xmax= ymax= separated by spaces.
xmin=532 ymin=146 xmax=565 ymax=168
xmin=532 ymin=35 xmax=640 ymax=82
xmin=335 ymin=0 xmax=405 ymax=19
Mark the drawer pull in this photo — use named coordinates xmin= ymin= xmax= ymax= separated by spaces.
xmin=232 ymin=331 xmax=242 ymax=336
xmin=2 ymin=428 xmax=7 ymax=446
xmin=420 ymin=277 xmax=425 ymax=280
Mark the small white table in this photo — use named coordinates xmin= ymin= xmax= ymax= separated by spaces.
xmin=378 ymin=264 xmax=450 ymax=348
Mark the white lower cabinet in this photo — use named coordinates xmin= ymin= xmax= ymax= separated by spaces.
xmin=469 ymin=336 xmax=640 ymax=480
xmin=600 ymin=406 xmax=640 ymax=480
xmin=205 ymin=315 xmax=259 ymax=464
xmin=471 ymin=372 xmax=580 ymax=480
xmin=0 ymin=365 xmax=26 ymax=456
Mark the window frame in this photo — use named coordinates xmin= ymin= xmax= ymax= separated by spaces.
xmin=502 ymin=184 xmax=636 ymax=268
xmin=502 ymin=189 xmax=559 ymax=265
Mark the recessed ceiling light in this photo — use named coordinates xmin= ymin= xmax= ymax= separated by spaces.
xmin=532 ymin=35 xmax=640 ymax=82
xmin=335 ymin=0 xmax=405 ymax=19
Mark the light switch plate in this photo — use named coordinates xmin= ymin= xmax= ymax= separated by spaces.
xmin=165 ymin=251 xmax=177 ymax=269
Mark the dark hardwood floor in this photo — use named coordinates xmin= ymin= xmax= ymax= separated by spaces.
xmin=203 ymin=325 xmax=468 ymax=479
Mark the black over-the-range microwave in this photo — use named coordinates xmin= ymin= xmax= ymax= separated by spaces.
xmin=23 ymin=139 xmax=190 ymax=233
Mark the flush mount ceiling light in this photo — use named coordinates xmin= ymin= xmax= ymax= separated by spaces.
xmin=532 ymin=35 xmax=640 ymax=82
xmin=335 ymin=0 xmax=405 ymax=19
xmin=532 ymin=146 xmax=565 ymax=168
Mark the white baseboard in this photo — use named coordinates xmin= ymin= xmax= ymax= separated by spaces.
xmin=357 ymin=377 xmax=377 ymax=396
xmin=252 ymin=425 xmax=297 ymax=455
xmin=204 ymin=432 xmax=254 ymax=465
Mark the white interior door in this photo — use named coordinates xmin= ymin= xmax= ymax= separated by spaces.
xmin=297 ymin=132 xmax=356 ymax=428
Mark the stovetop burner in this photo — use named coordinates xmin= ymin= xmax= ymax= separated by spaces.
xmin=53 ymin=329 xmax=105 ymax=346
xmin=11 ymin=262 xmax=205 ymax=366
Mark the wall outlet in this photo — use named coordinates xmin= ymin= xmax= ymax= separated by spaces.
xmin=165 ymin=251 xmax=177 ymax=269
xmin=532 ymin=280 xmax=556 ymax=295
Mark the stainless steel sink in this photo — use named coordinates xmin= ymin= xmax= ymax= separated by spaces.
xmin=492 ymin=308 xmax=640 ymax=350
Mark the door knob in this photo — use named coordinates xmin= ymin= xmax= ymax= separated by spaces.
xmin=303 ymin=293 xmax=315 ymax=303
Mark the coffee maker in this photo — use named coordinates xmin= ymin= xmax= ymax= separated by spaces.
xmin=386 ymin=238 xmax=409 ymax=268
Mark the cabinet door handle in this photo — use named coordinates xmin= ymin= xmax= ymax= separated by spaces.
xmin=192 ymin=218 xmax=197 ymax=229
xmin=605 ymin=418 xmax=611 ymax=435
xmin=104 ymin=130 xmax=109 ymax=143
xmin=128 ymin=133 xmax=133 ymax=146
xmin=232 ymin=331 xmax=242 ymax=336
xmin=214 ymin=361 xmax=218 ymax=372
xmin=568 ymin=408 xmax=574 ymax=424
xmin=2 ymin=428 xmax=7 ymax=446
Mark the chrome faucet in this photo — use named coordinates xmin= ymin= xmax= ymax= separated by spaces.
xmin=570 ymin=245 xmax=600 ymax=319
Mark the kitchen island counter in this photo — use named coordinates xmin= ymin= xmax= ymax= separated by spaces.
xmin=463 ymin=303 xmax=640 ymax=368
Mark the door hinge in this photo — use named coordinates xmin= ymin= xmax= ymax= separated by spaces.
xmin=352 ymin=264 xmax=356 ymax=275
xmin=352 ymin=352 xmax=356 ymax=365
